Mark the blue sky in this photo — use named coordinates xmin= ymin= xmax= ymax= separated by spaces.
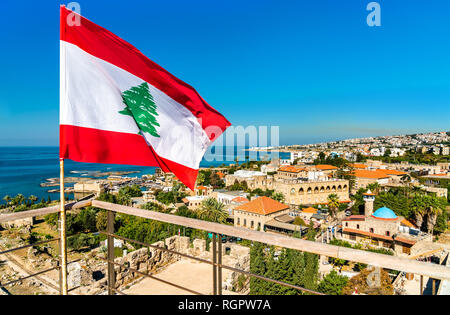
xmin=0 ymin=0 xmax=449 ymax=146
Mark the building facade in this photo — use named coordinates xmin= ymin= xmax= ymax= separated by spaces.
xmin=340 ymin=192 xmax=428 ymax=256
xmin=276 ymin=179 xmax=350 ymax=206
xmin=234 ymin=196 xmax=291 ymax=231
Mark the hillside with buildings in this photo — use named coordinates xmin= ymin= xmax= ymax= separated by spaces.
xmin=1 ymin=131 xmax=449 ymax=295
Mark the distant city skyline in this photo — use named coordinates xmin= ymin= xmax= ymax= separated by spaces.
xmin=1 ymin=0 xmax=450 ymax=146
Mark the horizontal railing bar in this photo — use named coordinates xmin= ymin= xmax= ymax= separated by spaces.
xmin=0 ymin=199 xmax=93 ymax=223
xmin=100 ymin=232 xmax=211 ymax=265
xmin=0 ymin=266 xmax=58 ymax=289
xmin=93 ymin=200 xmax=450 ymax=281
xmin=0 ymin=259 xmax=81 ymax=290
xmin=102 ymin=232 xmax=323 ymax=295
xmin=99 ymin=257 xmax=203 ymax=295
xmin=0 ymin=231 xmax=87 ymax=256
xmin=109 ymin=286 xmax=127 ymax=295
xmin=0 ymin=237 xmax=60 ymax=255
xmin=68 ymin=285 xmax=80 ymax=293
xmin=217 ymin=262 xmax=323 ymax=295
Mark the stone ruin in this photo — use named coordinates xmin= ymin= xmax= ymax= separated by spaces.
xmin=65 ymin=235 xmax=250 ymax=294
xmin=113 ymin=235 xmax=250 ymax=292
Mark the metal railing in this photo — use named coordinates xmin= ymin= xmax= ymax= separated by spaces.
xmin=1 ymin=199 xmax=450 ymax=295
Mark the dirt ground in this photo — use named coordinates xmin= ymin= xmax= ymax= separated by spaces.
xmin=123 ymin=259 xmax=237 ymax=295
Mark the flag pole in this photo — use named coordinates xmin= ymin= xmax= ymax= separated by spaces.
xmin=59 ymin=5 xmax=68 ymax=296
xmin=59 ymin=158 xmax=68 ymax=295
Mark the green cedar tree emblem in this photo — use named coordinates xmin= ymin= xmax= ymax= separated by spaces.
xmin=119 ymin=82 xmax=160 ymax=137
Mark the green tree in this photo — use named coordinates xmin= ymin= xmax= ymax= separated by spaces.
xmin=119 ymin=82 xmax=160 ymax=137
xmin=28 ymin=195 xmax=38 ymax=205
xmin=367 ymin=183 xmax=381 ymax=195
xmin=250 ymin=242 xmax=267 ymax=294
xmin=293 ymin=217 xmax=306 ymax=226
xmin=318 ymin=270 xmax=348 ymax=295
xmin=96 ymin=210 xmax=108 ymax=232
xmin=3 ymin=195 xmax=11 ymax=205
xmin=197 ymin=198 xmax=228 ymax=223
xmin=327 ymin=194 xmax=340 ymax=219
xmin=76 ymin=207 xmax=97 ymax=232
xmin=271 ymin=192 xmax=285 ymax=203
xmin=14 ymin=194 xmax=25 ymax=206
xmin=68 ymin=233 xmax=100 ymax=251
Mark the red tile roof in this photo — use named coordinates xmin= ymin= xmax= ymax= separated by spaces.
xmin=235 ymin=196 xmax=289 ymax=215
xmin=352 ymin=170 xmax=390 ymax=179
xmin=350 ymin=163 xmax=368 ymax=169
xmin=302 ymin=207 xmax=318 ymax=214
xmin=376 ymin=169 xmax=407 ymax=176
xmin=342 ymin=215 xmax=366 ymax=222
xmin=232 ymin=196 xmax=249 ymax=203
xmin=401 ymin=218 xmax=416 ymax=228
xmin=315 ymin=164 xmax=338 ymax=171
xmin=278 ymin=166 xmax=305 ymax=173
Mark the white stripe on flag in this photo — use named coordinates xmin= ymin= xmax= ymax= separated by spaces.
xmin=60 ymin=41 xmax=211 ymax=170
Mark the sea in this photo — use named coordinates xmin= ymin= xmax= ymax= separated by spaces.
xmin=0 ymin=146 xmax=290 ymax=203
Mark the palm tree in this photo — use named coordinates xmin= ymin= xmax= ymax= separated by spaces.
xmin=3 ymin=195 xmax=11 ymax=206
xmin=411 ymin=194 xmax=426 ymax=230
xmin=400 ymin=174 xmax=412 ymax=197
xmin=327 ymin=194 xmax=340 ymax=219
xmin=426 ymin=206 xmax=439 ymax=235
xmin=367 ymin=182 xmax=381 ymax=195
xmin=424 ymin=195 xmax=445 ymax=235
xmin=28 ymin=195 xmax=38 ymax=205
xmin=13 ymin=194 xmax=25 ymax=207
xmin=198 ymin=198 xmax=228 ymax=223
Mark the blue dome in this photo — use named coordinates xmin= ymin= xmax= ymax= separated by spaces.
xmin=372 ymin=207 xmax=398 ymax=219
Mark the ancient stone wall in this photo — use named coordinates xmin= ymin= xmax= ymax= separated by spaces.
xmin=113 ymin=235 xmax=250 ymax=291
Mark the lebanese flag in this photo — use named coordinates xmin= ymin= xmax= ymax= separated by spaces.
xmin=59 ymin=6 xmax=230 ymax=190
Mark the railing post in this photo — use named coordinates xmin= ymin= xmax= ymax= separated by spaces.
xmin=59 ymin=158 xmax=68 ymax=295
xmin=58 ymin=213 xmax=63 ymax=295
xmin=420 ymin=275 xmax=423 ymax=295
xmin=107 ymin=210 xmax=115 ymax=295
xmin=218 ymin=236 xmax=222 ymax=295
xmin=212 ymin=233 xmax=217 ymax=295
xmin=432 ymin=278 xmax=436 ymax=295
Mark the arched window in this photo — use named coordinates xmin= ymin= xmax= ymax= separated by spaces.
xmin=337 ymin=185 xmax=342 ymax=191
xmin=320 ymin=186 xmax=325 ymax=193
xmin=299 ymin=188 xmax=304 ymax=195
xmin=307 ymin=188 xmax=312 ymax=194
xmin=314 ymin=187 xmax=319 ymax=194
xmin=326 ymin=186 xmax=331 ymax=192
xmin=290 ymin=188 xmax=296 ymax=195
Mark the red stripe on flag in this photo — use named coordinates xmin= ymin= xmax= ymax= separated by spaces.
xmin=60 ymin=6 xmax=230 ymax=142
xmin=60 ymin=125 xmax=198 ymax=190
